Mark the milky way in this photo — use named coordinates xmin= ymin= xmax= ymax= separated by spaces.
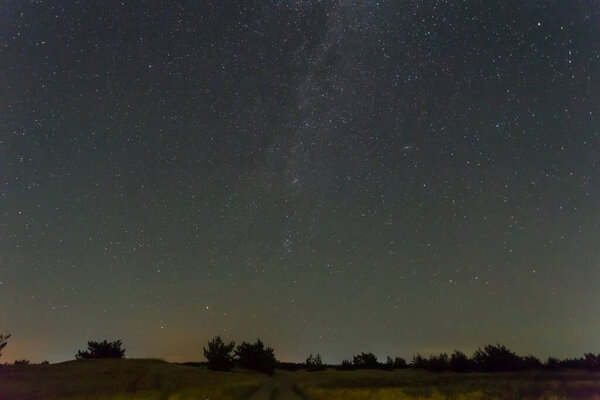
xmin=1 ymin=1 xmax=599 ymax=363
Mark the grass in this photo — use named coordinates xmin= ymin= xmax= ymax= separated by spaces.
xmin=0 ymin=358 xmax=265 ymax=400
xmin=294 ymin=369 xmax=600 ymax=400
xmin=2 ymin=361 xmax=600 ymax=399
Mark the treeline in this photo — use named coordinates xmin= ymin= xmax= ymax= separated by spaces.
xmin=2 ymin=333 xmax=600 ymax=373
xmin=336 ymin=344 xmax=600 ymax=373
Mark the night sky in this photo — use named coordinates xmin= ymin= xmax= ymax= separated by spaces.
xmin=1 ymin=1 xmax=599 ymax=364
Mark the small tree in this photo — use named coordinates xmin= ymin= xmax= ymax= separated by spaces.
xmin=352 ymin=352 xmax=379 ymax=369
xmin=410 ymin=353 xmax=428 ymax=369
xmin=337 ymin=359 xmax=354 ymax=370
xmin=306 ymin=353 xmax=325 ymax=371
xmin=76 ymin=340 xmax=125 ymax=359
xmin=450 ymin=350 xmax=473 ymax=372
xmin=0 ymin=334 xmax=10 ymax=360
xmin=472 ymin=343 xmax=522 ymax=372
xmin=428 ymin=353 xmax=450 ymax=371
xmin=393 ymin=357 xmax=407 ymax=369
xmin=203 ymin=336 xmax=235 ymax=371
xmin=14 ymin=359 xmax=29 ymax=365
xmin=235 ymin=339 xmax=277 ymax=374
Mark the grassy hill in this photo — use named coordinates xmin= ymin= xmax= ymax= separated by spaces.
xmin=0 ymin=358 xmax=265 ymax=400
xmin=2 ymin=360 xmax=600 ymax=399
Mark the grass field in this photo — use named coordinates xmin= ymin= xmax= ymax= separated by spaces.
xmin=295 ymin=369 xmax=600 ymax=400
xmin=0 ymin=359 xmax=265 ymax=400
xmin=1 ymin=360 xmax=600 ymax=399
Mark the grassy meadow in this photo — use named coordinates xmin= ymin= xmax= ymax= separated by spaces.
xmin=1 ymin=360 xmax=600 ymax=399
xmin=295 ymin=368 xmax=600 ymax=400
xmin=0 ymin=359 xmax=265 ymax=400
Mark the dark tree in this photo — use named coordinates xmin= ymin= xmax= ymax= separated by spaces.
xmin=337 ymin=359 xmax=354 ymax=370
xmin=352 ymin=352 xmax=379 ymax=369
xmin=427 ymin=353 xmax=450 ymax=371
xmin=450 ymin=350 xmax=473 ymax=372
xmin=472 ymin=343 xmax=522 ymax=372
xmin=76 ymin=340 xmax=125 ymax=359
xmin=522 ymin=355 xmax=542 ymax=369
xmin=234 ymin=339 xmax=277 ymax=374
xmin=410 ymin=353 xmax=428 ymax=369
xmin=393 ymin=357 xmax=407 ymax=369
xmin=583 ymin=353 xmax=600 ymax=370
xmin=545 ymin=357 xmax=560 ymax=370
xmin=14 ymin=359 xmax=29 ymax=365
xmin=0 ymin=334 xmax=10 ymax=360
xmin=305 ymin=353 xmax=325 ymax=371
xmin=203 ymin=336 xmax=235 ymax=371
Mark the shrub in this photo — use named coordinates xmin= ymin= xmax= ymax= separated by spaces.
xmin=41 ymin=360 xmax=49 ymax=365
xmin=393 ymin=357 xmax=407 ymax=369
xmin=306 ymin=353 xmax=325 ymax=372
xmin=410 ymin=353 xmax=428 ymax=369
xmin=450 ymin=350 xmax=473 ymax=372
xmin=203 ymin=336 xmax=235 ymax=371
xmin=472 ymin=343 xmax=522 ymax=372
xmin=234 ymin=339 xmax=277 ymax=374
xmin=337 ymin=359 xmax=354 ymax=370
xmin=427 ymin=353 xmax=450 ymax=371
xmin=76 ymin=340 xmax=125 ymax=359
xmin=14 ymin=359 xmax=29 ymax=365
xmin=352 ymin=352 xmax=379 ymax=369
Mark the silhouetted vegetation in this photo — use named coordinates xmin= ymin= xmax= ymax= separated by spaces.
xmin=203 ymin=336 xmax=235 ymax=371
xmin=14 ymin=359 xmax=30 ymax=365
xmin=329 ymin=344 xmax=600 ymax=373
xmin=75 ymin=340 xmax=125 ymax=359
xmin=450 ymin=350 xmax=473 ymax=372
xmin=276 ymin=361 xmax=304 ymax=371
xmin=352 ymin=352 xmax=379 ymax=369
xmin=234 ymin=339 xmax=277 ymax=374
xmin=306 ymin=353 xmax=326 ymax=371
xmin=336 ymin=359 xmax=354 ymax=370
xmin=0 ymin=334 xmax=10 ymax=360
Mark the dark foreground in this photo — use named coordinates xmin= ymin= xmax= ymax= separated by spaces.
xmin=1 ymin=359 xmax=599 ymax=400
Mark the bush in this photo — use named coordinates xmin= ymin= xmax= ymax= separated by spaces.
xmin=306 ymin=353 xmax=325 ymax=372
xmin=472 ymin=343 xmax=522 ymax=372
xmin=450 ymin=350 xmax=473 ymax=372
xmin=203 ymin=336 xmax=235 ymax=371
xmin=427 ymin=353 xmax=450 ymax=371
xmin=14 ymin=359 xmax=29 ymax=365
xmin=41 ymin=360 xmax=49 ymax=365
xmin=393 ymin=357 xmax=407 ymax=369
xmin=352 ymin=352 xmax=379 ymax=369
xmin=234 ymin=339 xmax=277 ymax=374
xmin=76 ymin=340 xmax=125 ymax=359
xmin=337 ymin=359 xmax=354 ymax=370
xmin=410 ymin=353 xmax=428 ymax=369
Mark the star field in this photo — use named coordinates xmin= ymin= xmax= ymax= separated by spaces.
xmin=1 ymin=1 xmax=599 ymax=363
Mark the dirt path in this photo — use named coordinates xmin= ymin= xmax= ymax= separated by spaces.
xmin=247 ymin=370 xmax=304 ymax=400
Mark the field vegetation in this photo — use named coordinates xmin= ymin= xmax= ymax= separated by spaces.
xmin=0 ymin=358 xmax=264 ymax=400
xmin=295 ymin=368 xmax=600 ymax=400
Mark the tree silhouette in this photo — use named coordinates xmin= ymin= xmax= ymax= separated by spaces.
xmin=393 ymin=356 xmax=407 ymax=369
xmin=410 ymin=353 xmax=428 ymax=369
xmin=234 ymin=339 xmax=277 ymax=374
xmin=472 ymin=343 xmax=522 ymax=372
xmin=306 ymin=353 xmax=325 ymax=371
xmin=0 ymin=334 xmax=10 ymax=360
xmin=76 ymin=340 xmax=125 ymax=359
xmin=427 ymin=353 xmax=450 ymax=371
xmin=352 ymin=352 xmax=379 ymax=369
xmin=203 ymin=336 xmax=235 ymax=371
xmin=450 ymin=350 xmax=473 ymax=372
